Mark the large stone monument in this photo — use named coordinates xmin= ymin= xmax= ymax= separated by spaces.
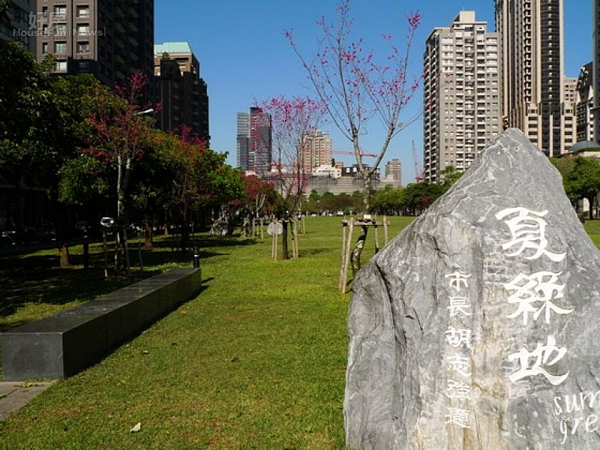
xmin=345 ymin=129 xmax=600 ymax=449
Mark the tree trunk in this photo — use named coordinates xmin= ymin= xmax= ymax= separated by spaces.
xmin=116 ymin=157 xmax=131 ymax=274
xmin=59 ymin=243 xmax=70 ymax=268
xmin=181 ymin=200 xmax=190 ymax=251
xmin=14 ymin=170 xmax=24 ymax=245
xmin=362 ymin=172 xmax=373 ymax=213
xmin=281 ymin=220 xmax=290 ymax=260
xmin=144 ymin=213 xmax=153 ymax=251
xmin=350 ymin=225 xmax=368 ymax=277
xmin=52 ymin=201 xmax=71 ymax=268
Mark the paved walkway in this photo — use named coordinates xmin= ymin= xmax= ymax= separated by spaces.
xmin=0 ymin=381 xmax=56 ymax=420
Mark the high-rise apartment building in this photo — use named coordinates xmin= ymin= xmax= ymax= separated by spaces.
xmin=423 ymin=11 xmax=502 ymax=182
xmin=237 ymin=112 xmax=250 ymax=171
xmin=154 ymin=42 xmax=209 ymax=141
xmin=34 ymin=0 xmax=154 ymax=87
xmin=250 ymin=107 xmax=272 ymax=176
xmin=302 ymin=129 xmax=332 ymax=174
xmin=384 ymin=158 xmax=402 ymax=186
xmin=0 ymin=0 xmax=35 ymax=53
xmin=236 ymin=107 xmax=272 ymax=175
xmin=495 ymin=0 xmax=576 ymax=156
xmin=594 ymin=0 xmax=600 ymax=141
xmin=576 ymin=62 xmax=595 ymax=143
xmin=564 ymin=77 xmax=577 ymax=106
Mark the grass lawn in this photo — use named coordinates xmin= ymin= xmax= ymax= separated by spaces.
xmin=0 ymin=216 xmax=413 ymax=449
xmin=1 ymin=215 xmax=599 ymax=449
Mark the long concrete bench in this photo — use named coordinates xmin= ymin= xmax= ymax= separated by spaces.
xmin=1 ymin=268 xmax=202 ymax=381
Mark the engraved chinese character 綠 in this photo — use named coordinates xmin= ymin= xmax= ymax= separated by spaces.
xmin=495 ymin=207 xmax=566 ymax=262
xmin=508 ymin=335 xmax=569 ymax=385
xmin=504 ymin=271 xmax=572 ymax=325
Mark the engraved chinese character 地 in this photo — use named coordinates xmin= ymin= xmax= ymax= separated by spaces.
xmin=445 ymin=327 xmax=472 ymax=349
xmin=508 ymin=335 xmax=569 ymax=385
xmin=446 ymin=380 xmax=472 ymax=400
xmin=447 ymin=297 xmax=472 ymax=317
xmin=445 ymin=407 xmax=471 ymax=428
xmin=495 ymin=207 xmax=566 ymax=262
xmin=504 ymin=271 xmax=572 ymax=325
xmin=445 ymin=272 xmax=471 ymax=292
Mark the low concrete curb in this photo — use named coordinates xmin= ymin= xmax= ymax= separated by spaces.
xmin=0 ymin=381 xmax=57 ymax=420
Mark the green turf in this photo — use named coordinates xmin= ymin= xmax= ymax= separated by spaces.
xmin=1 ymin=215 xmax=598 ymax=449
xmin=0 ymin=216 xmax=412 ymax=449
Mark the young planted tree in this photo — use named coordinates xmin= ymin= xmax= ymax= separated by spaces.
xmin=286 ymin=0 xmax=420 ymax=267
xmin=86 ymin=73 xmax=156 ymax=273
xmin=255 ymin=96 xmax=325 ymax=259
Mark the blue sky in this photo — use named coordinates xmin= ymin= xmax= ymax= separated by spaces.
xmin=156 ymin=0 xmax=593 ymax=184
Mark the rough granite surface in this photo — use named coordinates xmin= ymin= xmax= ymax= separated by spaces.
xmin=344 ymin=129 xmax=600 ymax=449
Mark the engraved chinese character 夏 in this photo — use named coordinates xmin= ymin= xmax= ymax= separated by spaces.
xmin=495 ymin=207 xmax=566 ymax=262
xmin=504 ymin=271 xmax=572 ymax=325
xmin=508 ymin=335 xmax=569 ymax=385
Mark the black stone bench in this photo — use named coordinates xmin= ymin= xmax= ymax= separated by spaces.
xmin=1 ymin=268 xmax=202 ymax=381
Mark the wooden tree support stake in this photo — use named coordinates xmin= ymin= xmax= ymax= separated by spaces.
xmin=292 ymin=220 xmax=299 ymax=259
xmin=340 ymin=219 xmax=354 ymax=293
xmin=339 ymin=221 xmax=348 ymax=291
xmin=374 ymin=221 xmax=380 ymax=254
xmin=339 ymin=217 xmax=393 ymax=292
xmin=383 ymin=215 xmax=389 ymax=244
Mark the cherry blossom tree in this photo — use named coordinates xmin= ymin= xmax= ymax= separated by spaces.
xmin=286 ymin=0 xmax=420 ymax=268
xmin=86 ymin=72 xmax=156 ymax=273
xmin=255 ymin=95 xmax=325 ymax=259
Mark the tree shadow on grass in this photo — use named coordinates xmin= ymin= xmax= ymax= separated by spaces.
xmin=0 ymin=240 xmax=224 ymax=332
xmin=150 ymin=234 xmax=260 ymax=251
xmin=300 ymin=248 xmax=329 ymax=256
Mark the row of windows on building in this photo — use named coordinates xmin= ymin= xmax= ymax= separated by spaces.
xmin=38 ymin=4 xmax=90 ymax=19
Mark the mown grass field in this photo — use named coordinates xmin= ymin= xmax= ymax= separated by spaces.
xmin=0 ymin=216 xmax=412 ymax=449
xmin=1 ymin=216 xmax=599 ymax=449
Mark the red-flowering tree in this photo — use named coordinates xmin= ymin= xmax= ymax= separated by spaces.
xmin=286 ymin=0 xmax=420 ymax=210
xmin=239 ymin=174 xmax=277 ymax=215
xmin=86 ymin=72 xmax=156 ymax=273
xmin=255 ymin=95 xmax=325 ymax=258
xmin=286 ymin=0 xmax=420 ymax=268
xmin=157 ymin=126 xmax=243 ymax=248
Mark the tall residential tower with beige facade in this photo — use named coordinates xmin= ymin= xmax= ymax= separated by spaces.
xmin=495 ymin=0 xmax=575 ymax=156
xmin=423 ymin=11 xmax=502 ymax=182
xmin=302 ymin=129 xmax=332 ymax=175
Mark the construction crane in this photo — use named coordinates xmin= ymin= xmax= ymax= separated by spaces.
xmin=332 ymin=150 xmax=377 ymax=158
xmin=412 ymin=141 xmax=424 ymax=183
